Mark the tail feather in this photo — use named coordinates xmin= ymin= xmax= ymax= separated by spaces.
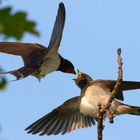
xmin=127 ymin=105 xmax=140 ymax=116
xmin=117 ymin=104 xmax=140 ymax=116
xmin=0 ymin=67 xmax=36 ymax=80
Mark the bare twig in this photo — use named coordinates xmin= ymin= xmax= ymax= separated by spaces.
xmin=104 ymin=48 xmax=123 ymax=111
xmin=97 ymin=48 xmax=123 ymax=140
xmin=97 ymin=104 xmax=104 ymax=140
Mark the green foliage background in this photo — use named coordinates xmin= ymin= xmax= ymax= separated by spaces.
xmin=0 ymin=1 xmax=39 ymax=90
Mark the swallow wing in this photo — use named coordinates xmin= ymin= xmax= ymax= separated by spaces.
xmin=97 ymin=80 xmax=140 ymax=91
xmin=44 ymin=2 xmax=65 ymax=57
xmin=95 ymin=80 xmax=140 ymax=101
xmin=25 ymin=96 xmax=96 ymax=135
xmin=0 ymin=42 xmax=45 ymax=65
xmin=0 ymin=42 xmax=43 ymax=56
xmin=0 ymin=42 xmax=45 ymax=80
xmin=120 ymin=81 xmax=140 ymax=91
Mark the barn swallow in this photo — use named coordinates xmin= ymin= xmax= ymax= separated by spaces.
xmin=25 ymin=70 xmax=140 ymax=135
xmin=0 ymin=2 xmax=76 ymax=81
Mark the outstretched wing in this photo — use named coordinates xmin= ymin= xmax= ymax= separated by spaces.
xmin=0 ymin=42 xmax=43 ymax=56
xmin=95 ymin=80 xmax=140 ymax=100
xmin=44 ymin=2 xmax=66 ymax=57
xmin=0 ymin=42 xmax=45 ymax=65
xmin=25 ymin=96 xmax=96 ymax=135
xmin=0 ymin=42 xmax=45 ymax=80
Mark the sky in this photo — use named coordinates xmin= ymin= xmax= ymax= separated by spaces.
xmin=0 ymin=0 xmax=140 ymax=140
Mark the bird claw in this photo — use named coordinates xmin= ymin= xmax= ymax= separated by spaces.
xmin=105 ymin=108 xmax=115 ymax=123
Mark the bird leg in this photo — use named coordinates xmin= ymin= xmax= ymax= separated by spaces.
xmin=105 ymin=107 xmax=114 ymax=123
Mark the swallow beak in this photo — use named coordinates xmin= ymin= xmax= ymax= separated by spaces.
xmin=73 ymin=70 xmax=76 ymax=75
xmin=77 ymin=69 xmax=82 ymax=77
xmin=72 ymin=69 xmax=82 ymax=80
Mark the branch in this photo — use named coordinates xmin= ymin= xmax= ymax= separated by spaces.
xmin=97 ymin=48 xmax=123 ymax=140
xmin=104 ymin=48 xmax=123 ymax=111
xmin=97 ymin=104 xmax=104 ymax=140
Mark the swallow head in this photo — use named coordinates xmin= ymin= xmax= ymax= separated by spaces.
xmin=73 ymin=70 xmax=93 ymax=89
xmin=64 ymin=59 xmax=76 ymax=74
xmin=58 ymin=56 xmax=76 ymax=74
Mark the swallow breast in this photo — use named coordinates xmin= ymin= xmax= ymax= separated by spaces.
xmin=80 ymin=85 xmax=111 ymax=118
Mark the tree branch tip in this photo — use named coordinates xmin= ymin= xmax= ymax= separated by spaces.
xmin=117 ymin=48 xmax=121 ymax=55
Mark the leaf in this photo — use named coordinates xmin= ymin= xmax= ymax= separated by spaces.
xmin=0 ymin=68 xmax=7 ymax=90
xmin=0 ymin=7 xmax=39 ymax=40
xmin=0 ymin=77 xmax=7 ymax=90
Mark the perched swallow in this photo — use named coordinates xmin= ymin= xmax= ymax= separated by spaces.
xmin=0 ymin=2 xmax=76 ymax=81
xmin=25 ymin=70 xmax=140 ymax=135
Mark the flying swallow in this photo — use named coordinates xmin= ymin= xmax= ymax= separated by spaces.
xmin=0 ymin=2 xmax=76 ymax=81
xmin=25 ymin=70 xmax=140 ymax=135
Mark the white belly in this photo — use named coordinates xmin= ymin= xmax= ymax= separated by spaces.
xmin=39 ymin=54 xmax=60 ymax=77
xmin=80 ymin=85 xmax=111 ymax=118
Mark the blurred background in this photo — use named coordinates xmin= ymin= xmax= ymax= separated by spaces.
xmin=0 ymin=0 xmax=140 ymax=140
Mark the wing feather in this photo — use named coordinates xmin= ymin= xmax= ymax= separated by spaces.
xmin=25 ymin=96 xmax=96 ymax=135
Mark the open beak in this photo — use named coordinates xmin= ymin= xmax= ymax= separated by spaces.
xmin=77 ymin=69 xmax=82 ymax=77
xmin=73 ymin=69 xmax=82 ymax=80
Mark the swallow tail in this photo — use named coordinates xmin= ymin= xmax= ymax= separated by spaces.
xmin=127 ymin=105 xmax=140 ymax=116
xmin=117 ymin=104 xmax=140 ymax=116
xmin=0 ymin=67 xmax=37 ymax=81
